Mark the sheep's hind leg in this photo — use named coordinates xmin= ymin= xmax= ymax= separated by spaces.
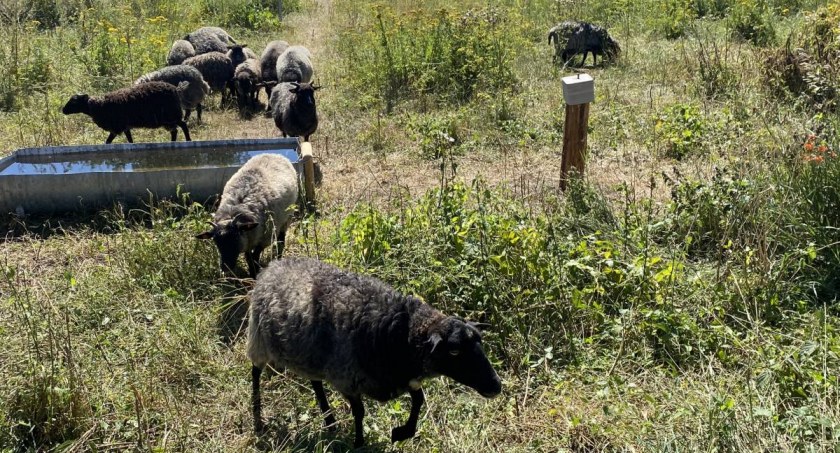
xmin=311 ymin=381 xmax=337 ymax=430
xmin=344 ymin=394 xmax=366 ymax=448
xmin=105 ymin=132 xmax=117 ymax=144
xmin=124 ymin=130 xmax=134 ymax=143
xmin=391 ymin=388 xmax=424 ymax=443
xmin=252 ymin=365 xmax=264 ymax=434
xmin=178 ymin=121 xmax=191 ymax=141
xmin=170 ymin=127 xmax=178 ymax=142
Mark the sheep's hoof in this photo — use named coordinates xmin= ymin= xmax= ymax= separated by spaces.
xmin=390 ymin=425 xmax=416 ymax=443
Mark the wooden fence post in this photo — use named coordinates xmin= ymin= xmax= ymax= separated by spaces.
xmin=300 ymin=141 xmax=317 ymax=213
xmin=560 ymin=73 xmax=594 ymax=190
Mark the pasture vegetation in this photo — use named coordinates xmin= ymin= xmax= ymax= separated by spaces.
xmin=2 ymin=0 xmax=840 ymax=451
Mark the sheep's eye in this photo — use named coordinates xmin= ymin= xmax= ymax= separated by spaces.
xmin=449 ymin=349 xmax=460 ymax=356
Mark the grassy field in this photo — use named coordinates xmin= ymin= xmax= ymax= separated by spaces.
xmin=3 ymin=0 xmax=840 ymax=451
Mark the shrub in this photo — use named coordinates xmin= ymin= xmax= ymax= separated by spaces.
xmin=655 ymin=103 xmax=708 ymax=159
xmin=728 ymin=0 xmax=775 ymax=46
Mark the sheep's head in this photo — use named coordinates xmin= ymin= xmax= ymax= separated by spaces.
xmin=227 ymin=44 xmax=249 ymax=66
xmin=605 ymin=37 xmax=621 ymax=60
xmin=195 ymin=213 xmax=259 ymax=274
xmin=289 ymin=82 xmax=320 ymax=107
xmin=62 ymin=94 xmax=90 ymax=115
xmin=426 ymin=317 xmax=502 ymax=398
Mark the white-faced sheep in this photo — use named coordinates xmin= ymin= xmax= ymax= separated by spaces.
xmin=259 ymin=40 xmax=290 ymax=99
xmin=62 ymin=81 xmax=191 ymax=144
xmin=183 ymin=52 xmax=235 ymax=106
xmin=167 ymin=39 xmax=196 ymax=66
xmin=196 ymin=153 xmax=298 ymax=278
xmin=233 ymin=58 xmax=262 ymax=113
xmin=135 ymin=65 xmax=211 ymax=122
xmin=248 ymin=257 xmax=503 ymax=447
xmin=276 ymin=45 xmax=313 ymax=84
xmin=269 ymin=81 xmax=319 ymax=141
xmin=184 ymin=26 xmax=237 ymax=54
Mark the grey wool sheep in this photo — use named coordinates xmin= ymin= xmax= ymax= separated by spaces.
xmin=247 ymin=257 xmax=503 ymax=447
xmin=167 ymin=39 xmax=196 ymax=66
xmin=62 ymin=81 xmax=191 ymax=144
xmin=184 ymin=26 xmax=236 ymax=54
xmin=276 ymin=45 xmax=313 ymax=84
xmin=135 ymin=65 xmax=211 ymax=122
xmin=233 ymin=58 xmax=262 ymax=112
xmin=196 ymin=153 xmax=298 ymax=278
xmin=259 ymin=40 xmax=290 ymax=98
xmin=269 ymin=81 xmax=319 ymax=141
xmin=183 ymin=52 xmax=235 ymax=105
xmin=548 ymin=20 xmax=620 ymax=66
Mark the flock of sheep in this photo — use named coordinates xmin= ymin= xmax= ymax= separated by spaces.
xmin=61 ymin=26 xmax=320 ymax=144
xmin=54 ymin=20 xmax=624 ymax=447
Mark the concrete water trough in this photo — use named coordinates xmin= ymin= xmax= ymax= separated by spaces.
xmin=0 ymin=138 xmax=317 ymax=215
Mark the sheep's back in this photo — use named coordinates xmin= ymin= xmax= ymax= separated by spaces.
xmin=183 ymin=52 xmax=234 ymax=91
xmin=260 ymin=40 xmax=290 ymax=82
xmin=276 ymin=46 xmax=313 ymax=83
xmin=89 ymin=82 xmax=182 ymax=131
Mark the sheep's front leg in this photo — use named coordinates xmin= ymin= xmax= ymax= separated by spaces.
xmin=178 ymin=121 xmax=191 ymax=141
xmin=105 ymin=132 xmax=117 ymax=144
xmin=344 ymin=394 xmax=365 ymax=448
xmin=170 ymin=127 xmax=178 ymax=142
xmin=124 ymin=130 xmax=134 ymax=143
xmin=311 ymin=381 xmax=337 ymax=430
xmin=245 ymin=246 xmax=264 ymax=279
xmin=391 ymin=388 xmax=424 ymax=443
xmin=252 ymin=365 xmax=264 ymax=434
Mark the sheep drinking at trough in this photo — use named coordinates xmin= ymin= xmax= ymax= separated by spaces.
xmin=196 ymin=153 xmax=298 ymax=278
xmin=135 ymin=65 xmax=211 ymax=122
xmin=61 ymin=81 xmax=191 ymax=144
xmin=248 ymin=257 xmax=502 ymax=447
xmin=269 ymin=81 xmax=319 ymax=141
xmin=548 ymin=20 xmax=620 ymax=66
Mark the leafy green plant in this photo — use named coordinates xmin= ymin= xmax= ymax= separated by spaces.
xmin=655 ymin=103 xmax=708 ymax=159
xmin=729 ymin=0 xmax=775 ymax=46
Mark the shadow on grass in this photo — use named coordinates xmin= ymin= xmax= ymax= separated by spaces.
xmin=255 ymin=421 xmax=390 ymax=453
xmin=216 ymin=277 xmax=254 ymax=345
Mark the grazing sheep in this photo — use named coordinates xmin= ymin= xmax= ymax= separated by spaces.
xmin=167 ymin=39 xmax=196 ymax=66
xmin=184 ymin=26 xmax=237 ymax=54
xmin=135 ymin=65 xmax=211 ymax=122
xmin=248 ymin=257 xmax=503 ymax=447
xmin=196 ymin=153 xmax=298 ymax=278
xmin=276 ymin=45 xmax=313 ymax=84
xmin=62 ymin=81 xmax=191 ymax=144
xmin=548 ymin=20 xmax=620 ymax=66
xmin=270 ymin=81 xmax=319 ymax=141
xmin=259 ymin=40 xmax=290 ymax=98
xmin=183 ymin=52 xmax=235 ymax=105
xmin=227 ymin=44 xmax=258 ymax=68
xmin=233 ymin=58 xmax=262 ymax=112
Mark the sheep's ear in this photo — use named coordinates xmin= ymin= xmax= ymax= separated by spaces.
xmin=195 ymin=230 xmax=214 ymax=240
xmin=233 ymin=214 xmax=259 ymax=231
xmin=312 ymin=83 xmax=322 ymax=91
xmin=428 ymin=333 xmax=443 ymax=354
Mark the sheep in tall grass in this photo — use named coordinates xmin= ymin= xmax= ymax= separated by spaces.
xmin=184 ymin=26 xmax=237 ymax=54
xmin=62 ymin=81 xmax=191 ymax=144
xmin=196 ymin=153 xmax=298 ymax=278
xmin=248 ymin=257 xmax=503 ymax=447
xmin=269 ymin=81 xmax=319 ymax=141
xmin=548 ymin=20 xmax=620 ymax=66
xmin=167 ymin=39 xmax=196 ymax=66
xmin=135 ymin=65 xmax=211 ymax=122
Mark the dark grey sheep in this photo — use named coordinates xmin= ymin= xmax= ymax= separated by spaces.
xmin=259 ymin=40 xmax=290 ymax=99
xmin=233 ymin=58 xmax=262 ymax=113
xmin=276 ymin=45 xmax=313 ymax=84
xmin=167 ymin=39 xmax=196 ymax=66
xmin=183 ymin=52 xmax=235 ymax=106
xmin=227 ymin=44 xmax=258 ymax=68
xmin=135 ymin=65 xmax=211 ymax=122
xmin=248 ymin=257 xmax=502 ymax=447
xmin=548 ymin=20 xmax=620 ymax=66
xmin=196 ymin=153 xmax=298 ymax=278
xmin=269 ymin=81 xmax=319 ymax=141
xmin=184 ymin=26 xmax=237 ymax=54
xmin=61 ymin=81 xmax=191 ymax=144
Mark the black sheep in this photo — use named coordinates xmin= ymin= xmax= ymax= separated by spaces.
xmin=248 ymin=257 xmax=502 ymax=447
xmin=62 ymin=81 xmax=191 ymax=144
xmin=269 ymin=81 xmax=319 ymax=141
xmin=548 ymin=20 xmax=621 ymax=66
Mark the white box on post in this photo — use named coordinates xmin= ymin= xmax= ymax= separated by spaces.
xmin=561 ymin=73 xmax=595 ymax=106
